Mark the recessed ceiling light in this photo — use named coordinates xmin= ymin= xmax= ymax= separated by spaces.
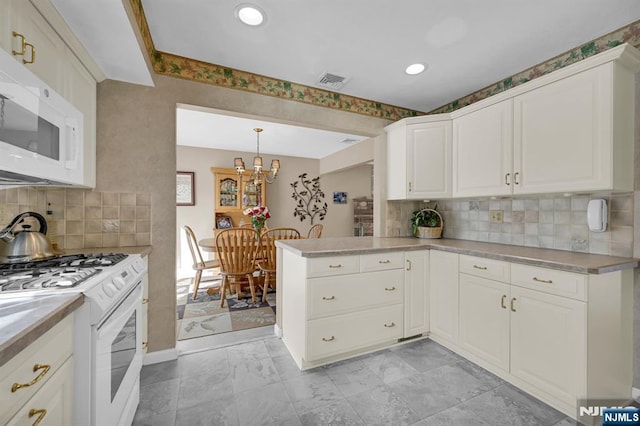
xmin=235 ymin=4 xmax=266 ymax=26
xmin=405 ymin=63 xmax=426 ymax=75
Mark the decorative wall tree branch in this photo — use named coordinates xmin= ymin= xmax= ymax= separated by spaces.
xmin=291 ymin=173 xmax=328 ymax=224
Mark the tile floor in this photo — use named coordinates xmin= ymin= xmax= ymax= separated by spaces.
xmin=133 ymin=330 xmax=580 ymax=426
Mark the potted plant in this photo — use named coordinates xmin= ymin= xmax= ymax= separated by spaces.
xmin=411 ymin=204 xmax=443 ymax=239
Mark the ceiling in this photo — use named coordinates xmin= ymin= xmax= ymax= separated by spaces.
xmin=49 ymin=0 xmax=640 ymax=157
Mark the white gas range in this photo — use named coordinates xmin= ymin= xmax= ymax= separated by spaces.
xmin=0 ymin=252 xmax=148 ymax=426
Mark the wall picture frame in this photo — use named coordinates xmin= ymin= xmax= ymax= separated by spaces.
xmin=333 ymin=191 xmax=348 ymax=204
xmin=176 ymin=171 xmax=195 ymax=206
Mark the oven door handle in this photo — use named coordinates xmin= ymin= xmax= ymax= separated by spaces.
xmin=96 ymin=281 xmax=142 ymax=331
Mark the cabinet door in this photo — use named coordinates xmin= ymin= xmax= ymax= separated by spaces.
xmin=513 ymin=64 xmax=612 ymax=194
xmin=453 ymin=100 xmax=513 ymax=197
xmin=510 ymin=286 xmax=586 ymax=405
xmin=407 ymin=121 xmax=451 ymax=199
xmin=429 ymin=250 xmax=458 ymax=343
xmin=11 ymin=0 xmax=65 ymax=91
xmin=404 ymin=250 xmax=429 ymax=337
xmin=385 ymin=124 xmax=408 ymax=200
xmin=215 ymin=174 xmax=241 ymax=210
xmin=241 ymin=181 xmax=264 ymax=208
xmin=459 ymin=274 xmax=510 ymax=370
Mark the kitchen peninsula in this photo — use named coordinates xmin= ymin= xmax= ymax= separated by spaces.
xmin=277 ymin=236 xmax=637 ymax=420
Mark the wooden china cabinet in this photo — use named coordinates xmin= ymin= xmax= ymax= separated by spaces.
xmin=211 ymin=167 xmax=267 ymax=228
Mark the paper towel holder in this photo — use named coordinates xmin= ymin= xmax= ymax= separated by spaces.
xmin=587 ymin=199 xmax=607 ymax=232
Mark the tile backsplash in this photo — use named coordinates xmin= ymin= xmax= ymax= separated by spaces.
xmin=387 ymin=193 xmax=634 ymax=257
xmin=0 ymin=188 xmax=151 ymax=249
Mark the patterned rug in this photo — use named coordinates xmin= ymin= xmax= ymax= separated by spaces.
xmin=176 ymin=277 xmax=276 ymax=341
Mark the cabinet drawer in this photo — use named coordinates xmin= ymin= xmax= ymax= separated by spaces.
xmin=307 ymin=270 xmax=403 ymax=319
xmin=0 ymin=315 xmax=72 ymax=425
xmin=359 ymin=252 xmax=404 ymax=272
xmin=307 ymin=305 xmax=403 ymax=361
xmin=511 ymin=263 xmax=587 ymax=301
xmin=460 ymin=255 xmax=510 ymax=282
xmin=307 ymin=256 xmax=359 ymax=278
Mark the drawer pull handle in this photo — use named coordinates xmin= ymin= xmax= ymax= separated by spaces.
xmin=322 ymin=296 xmax=335 ymax=300
xmin=533 ymin=277 xmax=553 ymax=284
xmin=473 ymin=265 xmax=488 ymax=270
xmin=378 ymin=260 xmax=391 ymax=264
xmin=142 ymin=341 xmax=148 ymax=349
xmin=510 ymin=297 xmax=517 ymax=312
xmin=505 ymin=173 xmax=510 ymax=186
xmin=384 ymin=286 xmax=396 ymax=291
xmin=406 ymin=259 xmax=412 ymax=271
xmin=29 ymin=408 xmax=47 ymax=426
xmin=514 ymin=172 xmax=520 ymax=185
xmin=142 ymin=298 xmax=149 ymax=304
xmin=328 ymin=264 xmax=342 ymax=269
xmin=322 ymin=336 xmax=335 ymax=342
xmin=12 ymin=364 xmax=51 ymax=393
xmin=384 ymin=322 xmax=396 ymax=328
xmin=12 ymin=31 xmax=26 ymax=56
xmin=501 ymin=294 xmax=507 ymax=309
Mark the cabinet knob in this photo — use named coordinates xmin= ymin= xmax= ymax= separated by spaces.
xmin=142 ymin=341 xmax=148 ymax=349
xmin=514 ymin=172 xmax=520 ymax=185
xmin=505 ymin=173 xmax=511 ymax=186
xmin=501 ymin=294 xmax=507 ymax=309
xmin=11 ymin=364 xmax=50 ymax=393
xmin=510 ymin=297 xmax=517 ymax=312
xmin=29 ymin=408 xmax=47 ymax=426
xmin=406 ymin=259 xmax=412 ymax=271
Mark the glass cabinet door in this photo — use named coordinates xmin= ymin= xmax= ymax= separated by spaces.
xmin=217 ymin=176 xmax=240 ymax=208
xmin=242 ymin=181 xmax=263 ymax=207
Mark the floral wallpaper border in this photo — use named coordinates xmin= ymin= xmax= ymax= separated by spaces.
xmin=128 ymin=0 xmax=640 ymax=120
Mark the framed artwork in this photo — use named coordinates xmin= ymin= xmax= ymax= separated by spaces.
xmin=176 ymin=171 xmax=195 ymax=206
xmin=216 ymin=215 xmax=233 ymax=229
xmin=333 ymin=191 xmax=348 ymax=204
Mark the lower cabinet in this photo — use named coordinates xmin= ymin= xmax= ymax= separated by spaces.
xmin=429 ymin=250 xmax=459 ymax=344
xmin=282 ymin=249 xmax=428 ymax=369
xmin=453 ymin=254 xmax=632 ymax=419
xmin=0 ymin=315 xmax=74 ymax=425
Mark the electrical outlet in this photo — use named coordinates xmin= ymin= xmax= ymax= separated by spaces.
xmin=489 ymin=210 xmax=503 ymax=223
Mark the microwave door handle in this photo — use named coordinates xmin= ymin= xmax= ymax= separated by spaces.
xmin=64 ymin=118 xmax=81 ymax=169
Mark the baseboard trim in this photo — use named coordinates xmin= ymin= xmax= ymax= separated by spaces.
xmin=143 ymin=348 xmax=178 ymax=365
xmin=633 ymin=387 xmax=640 ymax=402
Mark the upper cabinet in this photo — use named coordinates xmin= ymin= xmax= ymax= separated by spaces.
xmin=449 ymin=43 xmax=640 ymax=198
xmin=0 ymin=0 xmax=98 ymax=187
xmin=212 ymin=167 xmax=267 ymax=227
xmin=453 ymin=99 xmax=513 ymax=198
xmin=386 ymin=116 xmax=452 ymax=200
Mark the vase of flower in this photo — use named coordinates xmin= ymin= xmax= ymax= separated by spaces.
xmin=243 ymin=205 xmax=271 ymax=236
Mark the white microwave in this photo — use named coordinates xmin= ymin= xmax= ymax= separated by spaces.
xmin=0 ymin=48 xmax=83 ymax=186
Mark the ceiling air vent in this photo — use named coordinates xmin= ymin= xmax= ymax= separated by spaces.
xmin=316 ymin=72 xmax=349 ymax=90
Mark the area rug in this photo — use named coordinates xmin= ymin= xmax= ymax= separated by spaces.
xmin=176 ymin=277 xmax=276 ymax=341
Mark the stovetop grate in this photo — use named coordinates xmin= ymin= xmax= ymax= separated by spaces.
xmin=0 ymin=253 xmax=128 ymax=271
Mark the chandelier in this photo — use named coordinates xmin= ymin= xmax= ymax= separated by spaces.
xmin=234 ymin=128 xmax=280 ymax=184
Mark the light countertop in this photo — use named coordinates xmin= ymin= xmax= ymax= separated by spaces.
xmin=276 ymin=237 xmax=638 ymax=274
xmin=0 ymin=293 xmax=84 ymax=366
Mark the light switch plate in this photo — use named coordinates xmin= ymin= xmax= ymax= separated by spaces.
xmin=489 ymin=210 xmax=504 ymax=223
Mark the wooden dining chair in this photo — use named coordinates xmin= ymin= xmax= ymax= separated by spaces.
xmin=257 ymin=227 xmax=301 ymax=302
xmin=215 ymin=228 xmax=261 ymax=307
xmin=306 ymin=223 xmax=323 ymax=238
xmin=183 ymin=225 xmax=221 ymax=300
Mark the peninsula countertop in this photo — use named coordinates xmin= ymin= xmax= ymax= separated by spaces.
xmin=276 ymin=237 xmax=638 ymax=274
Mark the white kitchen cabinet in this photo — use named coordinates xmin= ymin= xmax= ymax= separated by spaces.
xmin=282 ymin=249 xmax=414 ymax=369
xmin=0 ymin=315 xmax=73 ymax=426
xmin=513 ymin=62 xmax=635 ymax=194
xmin=403 ymin=250 xmax=429 ymax=337
xmin=428 ymin=250 xmax=458 ymax=344
xmin=459 ymin=273 xmax=510 ymax=371
xmin=453 ymin=254 xmax=632 ymax=419
xmin=453 ymin=99 xmax=513 ymax=197
xmin=386 ymin=116 xmax=452 ymax=200
xmin=0 ymin=0 xmax=97 ymax=187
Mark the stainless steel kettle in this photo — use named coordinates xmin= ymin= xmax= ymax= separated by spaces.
xmin=0 ymin=212 xmax=57 ymax=263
